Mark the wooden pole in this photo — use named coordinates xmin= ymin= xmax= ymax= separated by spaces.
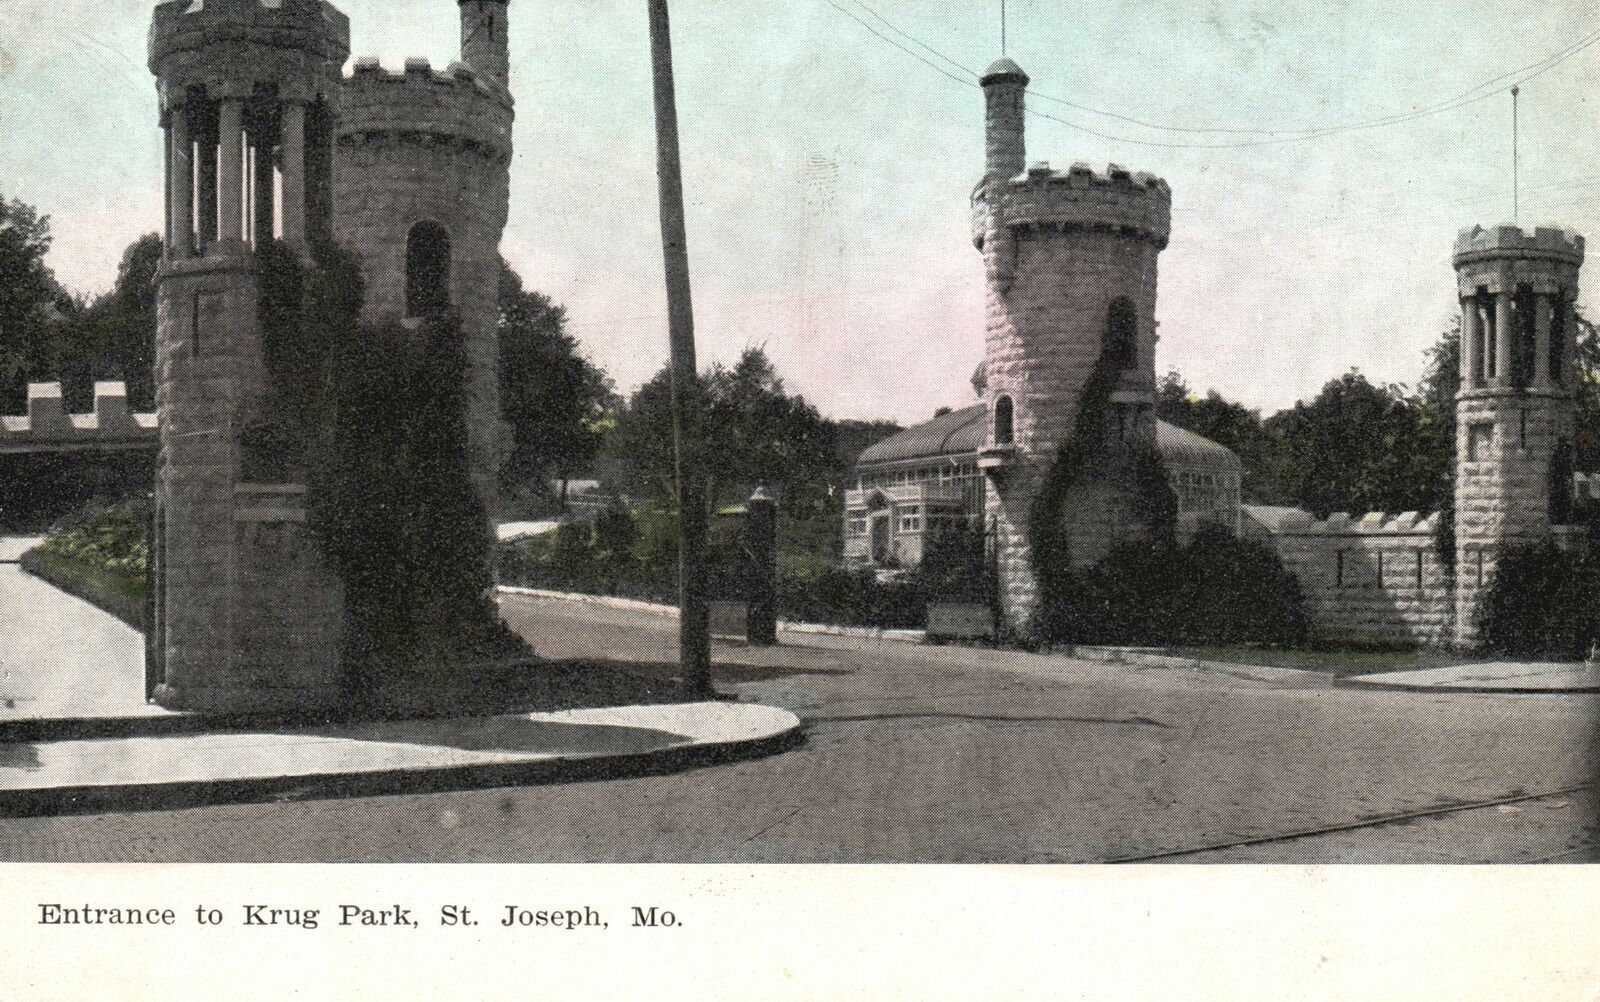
xmin=648 ymin=0 xmax=713 ymax=696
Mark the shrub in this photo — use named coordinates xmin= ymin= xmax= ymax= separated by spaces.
xmin=1033 ymin=523 xmax=1307 ymax=647
xmin=38 ymin=504 xmax=148 ymax=578
xmin=1477 ymin=541 xmax=1600 ymax=659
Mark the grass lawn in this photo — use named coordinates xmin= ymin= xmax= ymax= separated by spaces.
xmin=1170 ymin=642 xmax=1492 ymax=678
xmin=20 ymin=547 xmax=146 ymax=630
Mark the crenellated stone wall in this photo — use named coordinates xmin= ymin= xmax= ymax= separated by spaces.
xmin=0 ymin=382 xmax=156 ymax=454
xmin=1258 ymin=511 xmax=1454 ymax=645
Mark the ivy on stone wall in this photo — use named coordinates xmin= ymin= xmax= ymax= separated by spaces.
xmin=256 ymin=242 xmax=521 ymax=699
xmin=1027 ymin=342 xmax=1178 ymax=639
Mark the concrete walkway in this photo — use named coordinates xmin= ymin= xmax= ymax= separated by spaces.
xmin=0 ymin=701 xmax=801 ymax=816
xmin=1346 ymin=661 xmax=1600 ymax=693
xmin=0 ymin=536 xmax=159 ymax=720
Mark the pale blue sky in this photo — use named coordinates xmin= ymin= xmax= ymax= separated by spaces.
xmin=2 ymin=1 xmax=1597 ymax=422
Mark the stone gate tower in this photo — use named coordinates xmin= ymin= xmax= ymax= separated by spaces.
xmin=148 ymin=0 xmax=350 ymax=710
xmin=972 ymin=58 xmax=1172 ymax=631
xmin=1452 ymin=224 xmax=1585 ymax=646
xmin=334 ymin=0 xmax=514 ymax=510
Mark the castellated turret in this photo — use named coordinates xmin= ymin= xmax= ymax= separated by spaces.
xmin=333 ymin=16 xmax=515 ymax=508
xmin=459 ymin=0 xmax=512 ymax=86
xmin=972 ymin=58 xmax=1172 ymax=632
xmin=1451 ymin=224 xmax=1585 ymax=646
xmin=148 ymin=0 xmax=351 ymax=711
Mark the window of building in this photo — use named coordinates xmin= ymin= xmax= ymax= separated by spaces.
xmin=405 ymin=220 xmax=451 ymax=319
xmin=993 ymin=395 xmax=1014 ymax=445
xmin=846 ymin=516 xmax=868 ymax=535
xmin=1466 ymin=422 xmax=1493 ymax=462
xmin=1106 ymin=297 xmax=1137 ymax=369
xmin=898 ymin=506 xmax=923 ymax=533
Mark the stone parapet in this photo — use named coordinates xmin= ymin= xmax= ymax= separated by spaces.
xmin=149 ymin=0 xmax=349 ymax=108
xmin=341 ymin=57 xmax=513 ymax=163
xmin=974 ymin=162 xmax=1171 ymax=251
xmin=1453 ymin=224 xmax=1584 ymax=294
xmin=0 ymin=382 xmax=158 ymax=454
xmin=1261 ymin=510 xmax=1453 ymax=645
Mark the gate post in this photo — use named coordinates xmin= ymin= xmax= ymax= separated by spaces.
xmin=745 ymin=487 xmax=777 ymax=646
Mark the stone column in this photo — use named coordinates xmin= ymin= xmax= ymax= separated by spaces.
xmin=280 ymin=100 xmax=307 ymax=249
xmin=1462 ymin=294 xmax=1482 ymax=388
xmin=1533 ymin=292 xmax=1553 ymax=388
xmin=218 ymin=99 xmax=245 ymax=246
xmin=167 ymin=106 xmax=193 ymax=258
xmin=1494 ymin=291 xmax=1513 ymax=387
xmin=254 ymin=129 xmax=276 ymax=246
xmin=197 ymin=106 xmax=218 ymax=251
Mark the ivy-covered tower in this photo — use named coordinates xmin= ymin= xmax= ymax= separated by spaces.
xmin=334 ymin=0 xmax=515 ymax=511
xmin=972 ymin=58 xmax=1172 ymax=631
xmin=1451 ymin=224 xmax=1585 ymax=646
xmin=147 ymin=0 xmax=349 ymax=711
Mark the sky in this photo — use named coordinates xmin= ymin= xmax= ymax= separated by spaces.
xmin=1 ymin=0 xmax=1598 ymax=425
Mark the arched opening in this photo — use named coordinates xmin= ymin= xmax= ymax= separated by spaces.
xmin=405 ymin=221 xmax=451 ymax=319
xmin=993 ymin=395 xmax=1014 ymax=446
xmin=1106 ymin=297 xmax=1138 ymax=369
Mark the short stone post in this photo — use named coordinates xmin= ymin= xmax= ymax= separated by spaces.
xmin=744 ymin=487 xmax=777 ymax=646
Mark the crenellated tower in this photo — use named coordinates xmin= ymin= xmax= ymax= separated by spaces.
xmin=333 ymin=3 xmax=514 ymax=511
xmin=1451 ymin=224 xmax=1585 ymax=646
xmin=972 ymin=58 xmax=1172 ymax=632
xmin=147 ymin=0 xmax=350 ymax=711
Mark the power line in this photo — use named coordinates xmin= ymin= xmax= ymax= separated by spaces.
xmin=828 ymin=0 xmax=1600 ymax=148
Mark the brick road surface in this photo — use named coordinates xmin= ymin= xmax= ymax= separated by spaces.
xmin=0 ymin=592 xmax=1596 ymax=862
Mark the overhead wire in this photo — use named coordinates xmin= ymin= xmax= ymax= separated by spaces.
xmin=830 ymin=0 xmax=1600 ymax=149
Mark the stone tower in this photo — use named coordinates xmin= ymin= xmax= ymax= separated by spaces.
xmin=148 ymin=0 xmax=350 ymax=711
xmin=1451 ymin=224 xmax=1585 ymax=646
xmin=972 ymin=58 xmax=1172 ymax=631
xmin=334 ymin=1 xmax=515 ymax=511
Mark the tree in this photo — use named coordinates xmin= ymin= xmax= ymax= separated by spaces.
xmin=0 ymin=194 xmax=73 ymax=413
xmin=1155 ymin=370 xmax=1285 ymax=504
xmin=74 ymin=234 xmax=163 ymax=411
xmin=602 ymin=346 xmax=841 ymax=553
xmin=1263 ymin=369 xmax=1450 ymax=517
xmin=496 ymin=258 xmax=616 ymax=510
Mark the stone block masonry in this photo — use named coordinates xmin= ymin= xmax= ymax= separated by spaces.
xmin=335 ymin=55 xmax=514 ymax=509
xmin=975 ymin=56 xmax=1171 ymax=632
xmin=1264 ymin=511 xmax=1453 ymax=646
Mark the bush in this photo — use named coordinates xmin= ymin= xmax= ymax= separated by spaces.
xmin=1477 ymin=541 xmax=1600 ymax=658
xmin=496 ymin=505 xmax=929 ymax=630
xmin=1033 ymin=523 xmax=1308 ymax=647
xmin=38 ymin=503 xmax=148 ymax=578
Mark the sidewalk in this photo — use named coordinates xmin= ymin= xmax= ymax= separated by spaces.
xmin=0 ymin=701 xmax=802 ymax=817
xmin=0 ymin=536 xmax=156 ymax=721
xmin=1344 ymin=661 xmax=1600 ymax=693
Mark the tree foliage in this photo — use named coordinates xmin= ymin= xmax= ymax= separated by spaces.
xmin=0 ymin=194 xmax=74 ymax=412
xmin=497 ymin=259 xmax=616 ymax=510
xmin=603 ymin=346 xmax=841 ymax=554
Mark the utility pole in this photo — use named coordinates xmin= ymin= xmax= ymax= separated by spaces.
xmin=647 ymin=0 xmax=713 ymax=697
xmin=1511 ymin=84 xmax=1520 ymax=224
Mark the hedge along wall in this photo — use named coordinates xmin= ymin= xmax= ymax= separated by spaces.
xmin=1263 ymin=511 xmax=1454 ymax=645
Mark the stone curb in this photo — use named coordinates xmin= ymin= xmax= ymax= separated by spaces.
xmin=1066 ymin=646 xmax=1332 ymax=685
xmin=0 ymin=706 xmax=805 ymax=819
xmin=1334 ymin=677 xmax=1600 ymax=695
xmin=496 ymin=586 xmax=927 ymax=644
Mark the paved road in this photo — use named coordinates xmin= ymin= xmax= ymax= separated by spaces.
xmin=0 ymin=537 xmax=151 ymax=720
xmin=1 ymin=592 xmax=1596 ymax=862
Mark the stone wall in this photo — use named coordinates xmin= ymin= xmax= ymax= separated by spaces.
xmin=1261 ymin=510 xmax=1453 ymax=645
